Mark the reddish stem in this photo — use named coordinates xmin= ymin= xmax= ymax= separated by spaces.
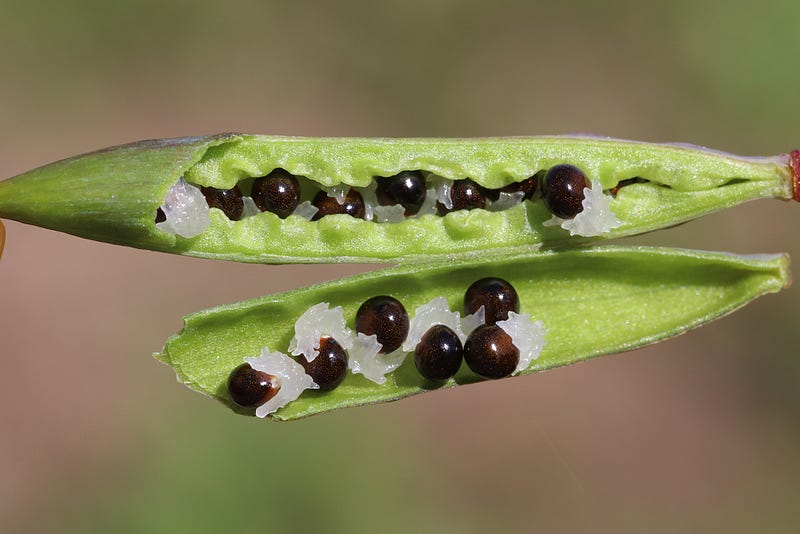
xmin=0 ymin=220 xmax=5 ymax=259
xmin=791 ymin=150 xmax=800 ymax=202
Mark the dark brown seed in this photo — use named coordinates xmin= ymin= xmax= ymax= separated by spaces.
xmin=251 ymin=169 xmax=300 ymax=218
xmin=155 ymin=207 xmax=166 ymax=223
xmin=414 ymin=325 xmax=463 ymax=381
xmin=437 ymin=179 xmax=486 ymax=215
xmin=375 ymin=171 xmax=427 ymax=215
xmin=486 ymin=172 xmax=541 ymax=202
xmin=610 ymin=177 xmax=648 ymax=196
xmin=356 ymin=295 xmax=409 ymax=354
xmin=464 ymin=277 xmax=520 ymax=325
xmin=311 ymin=188 xmax=366 ymax=220
xmin=464 ymin=324 xmax=519 ymax=379
xmin=298 ymin=337 xmax=348 ymax=391
xmin=201 ymin=185 xmax=244 ymax=220
xmin=542 ymin=164 xmax=589 ymax=219
xmin=227 ymin=363 xmax=279 ymax=407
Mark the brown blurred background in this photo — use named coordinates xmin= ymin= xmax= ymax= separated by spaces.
xmin=1 ymin=1 xmax=799 ymax=532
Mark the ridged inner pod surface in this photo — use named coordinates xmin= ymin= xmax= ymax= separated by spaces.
xmin=156 ymin=247 xmax=790 ymax=420
xmin=0 ymin=134 xmax=793 ymax=263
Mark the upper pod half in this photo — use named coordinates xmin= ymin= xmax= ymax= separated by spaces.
xmin=0 ymin=133 xmax=797 ymax=263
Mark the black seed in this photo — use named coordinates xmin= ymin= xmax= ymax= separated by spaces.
xmin=414 ymin=325 xmax=463 ymax=381
xmin=542 ymin=164 xmax=589 ymax=219
xmin=311 ymin=188 xmax=366 ymax=220
xmin=251 ymin=169 xmax=300 ymax=218
xmin=464 ymin=324 xmax=519 ymax=379
xmin=356 ymin=295 xmax=409 ymax=354
xmin=155 ymin=207 xmax=166 ymax=223
xmin=228 ymin=363 xmax=279 ymax=407
xmin=464 ymin=277 xmax=520 ymax=325
xmin=437 ymin=179 xmax=486 ymax=214
xmin=201 ymin=185 xmax=244 ymax=220
xmin=375 ymin=171 xmax=427 ymax=215
xmin=298 ymin=337 xmax=348 ymax=391
xmin=486 ymin=172 xmax=541 ymax=202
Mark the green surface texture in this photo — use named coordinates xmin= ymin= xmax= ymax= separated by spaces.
xmin=0 ymin=135 xmax=793 ymax=263
xmin=156 ymin=246 xmax=790 ymax=421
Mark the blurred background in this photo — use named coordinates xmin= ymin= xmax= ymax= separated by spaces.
xmin=1 ymin=1 xmax=799 ymax=532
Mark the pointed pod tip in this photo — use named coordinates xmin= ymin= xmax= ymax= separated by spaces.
xmin=791 ymin=150 xmax=800 ymax=202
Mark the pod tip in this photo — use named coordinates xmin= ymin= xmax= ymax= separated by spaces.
xmin=791 ymin=150 xmax=800 ymax=202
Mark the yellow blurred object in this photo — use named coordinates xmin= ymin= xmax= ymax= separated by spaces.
xmin=0 ymin=220 xmax=5 ymax=258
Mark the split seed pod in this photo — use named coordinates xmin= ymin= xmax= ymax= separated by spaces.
xmin=156 ymin=247 xmax=790 ymax=421
xmin=0 ymin=135 xmax=796 ymax=263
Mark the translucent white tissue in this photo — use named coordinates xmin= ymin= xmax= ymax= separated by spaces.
xmin=348 ymin=333 xmax=407 ymax=385
xmin=241 ymin=196 xmax=261 ymax=218
xmin=292 ymin=200 xmax=319 ymax=220
xmin=543 ymin=180 xmax=621 ymax=237
xmin=245 ymin=348 xmax=319 ymax=418
xmin=288 ymin=303 xmax=353 ymax=361
xmin=155 ymin=178 xmax=211 ymax=238
xmin=402 ymin=297 xmax=484 ymax=352
xmin=496 ymin=312 xmax=547 ymax=374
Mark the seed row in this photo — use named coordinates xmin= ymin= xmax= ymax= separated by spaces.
xmin=157 ymin=165 xmax=627 ymax=239
xmin=227 ymin=277 xmax=548 ymax=417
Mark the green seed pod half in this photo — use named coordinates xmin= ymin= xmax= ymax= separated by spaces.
xmin=155 ymin=246 xmax=791 ymax=421
xmin=0 ymin=135 xmax=796 ymax=263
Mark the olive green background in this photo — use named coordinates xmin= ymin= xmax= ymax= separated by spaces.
xmin=1 ymin=1 xmax=799 ymax=532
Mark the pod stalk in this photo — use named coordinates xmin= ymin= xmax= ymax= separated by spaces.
xmin=791 ymin=150 xmax=800 ymax=202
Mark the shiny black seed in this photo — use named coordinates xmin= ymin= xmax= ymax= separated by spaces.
xmin=155 ymin=207 xmax=166 ymax=223
xmin=464 ymin=324 xmax=519 ymax=379
xmin=311 ymin=188 xmax=366 ymax=220
xmin=542 ymin=164 xmax=589 ymax=219
xmin=437 ymin=179 xmax=486 ymax=214
xmin=486 ymin=172 xmax=541 ymax=202
xmin=298 ymin=337 xmax=348 ymax=391
xmin=375 ymin=171 xmax=427 ymax=215
xmin=414 ymin=325 xmax=463 ymax=381
xmin=251 ymin=169 xmax=300 ymax=218
xmin=356 ymin=295 xmax=410 ymax=354
xmin=201 ymin=185 xmax=244 ymax=220
xmin=464 ymin=277 xmax=519 ymax=325
xmin=228 ymin=363 xmax=279 ymax=407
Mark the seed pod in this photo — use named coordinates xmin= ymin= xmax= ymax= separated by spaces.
xmin=0 ymin=134 xmax=795 ymax=263
xmin=156 ymin=247 xmax=790 ymax=420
